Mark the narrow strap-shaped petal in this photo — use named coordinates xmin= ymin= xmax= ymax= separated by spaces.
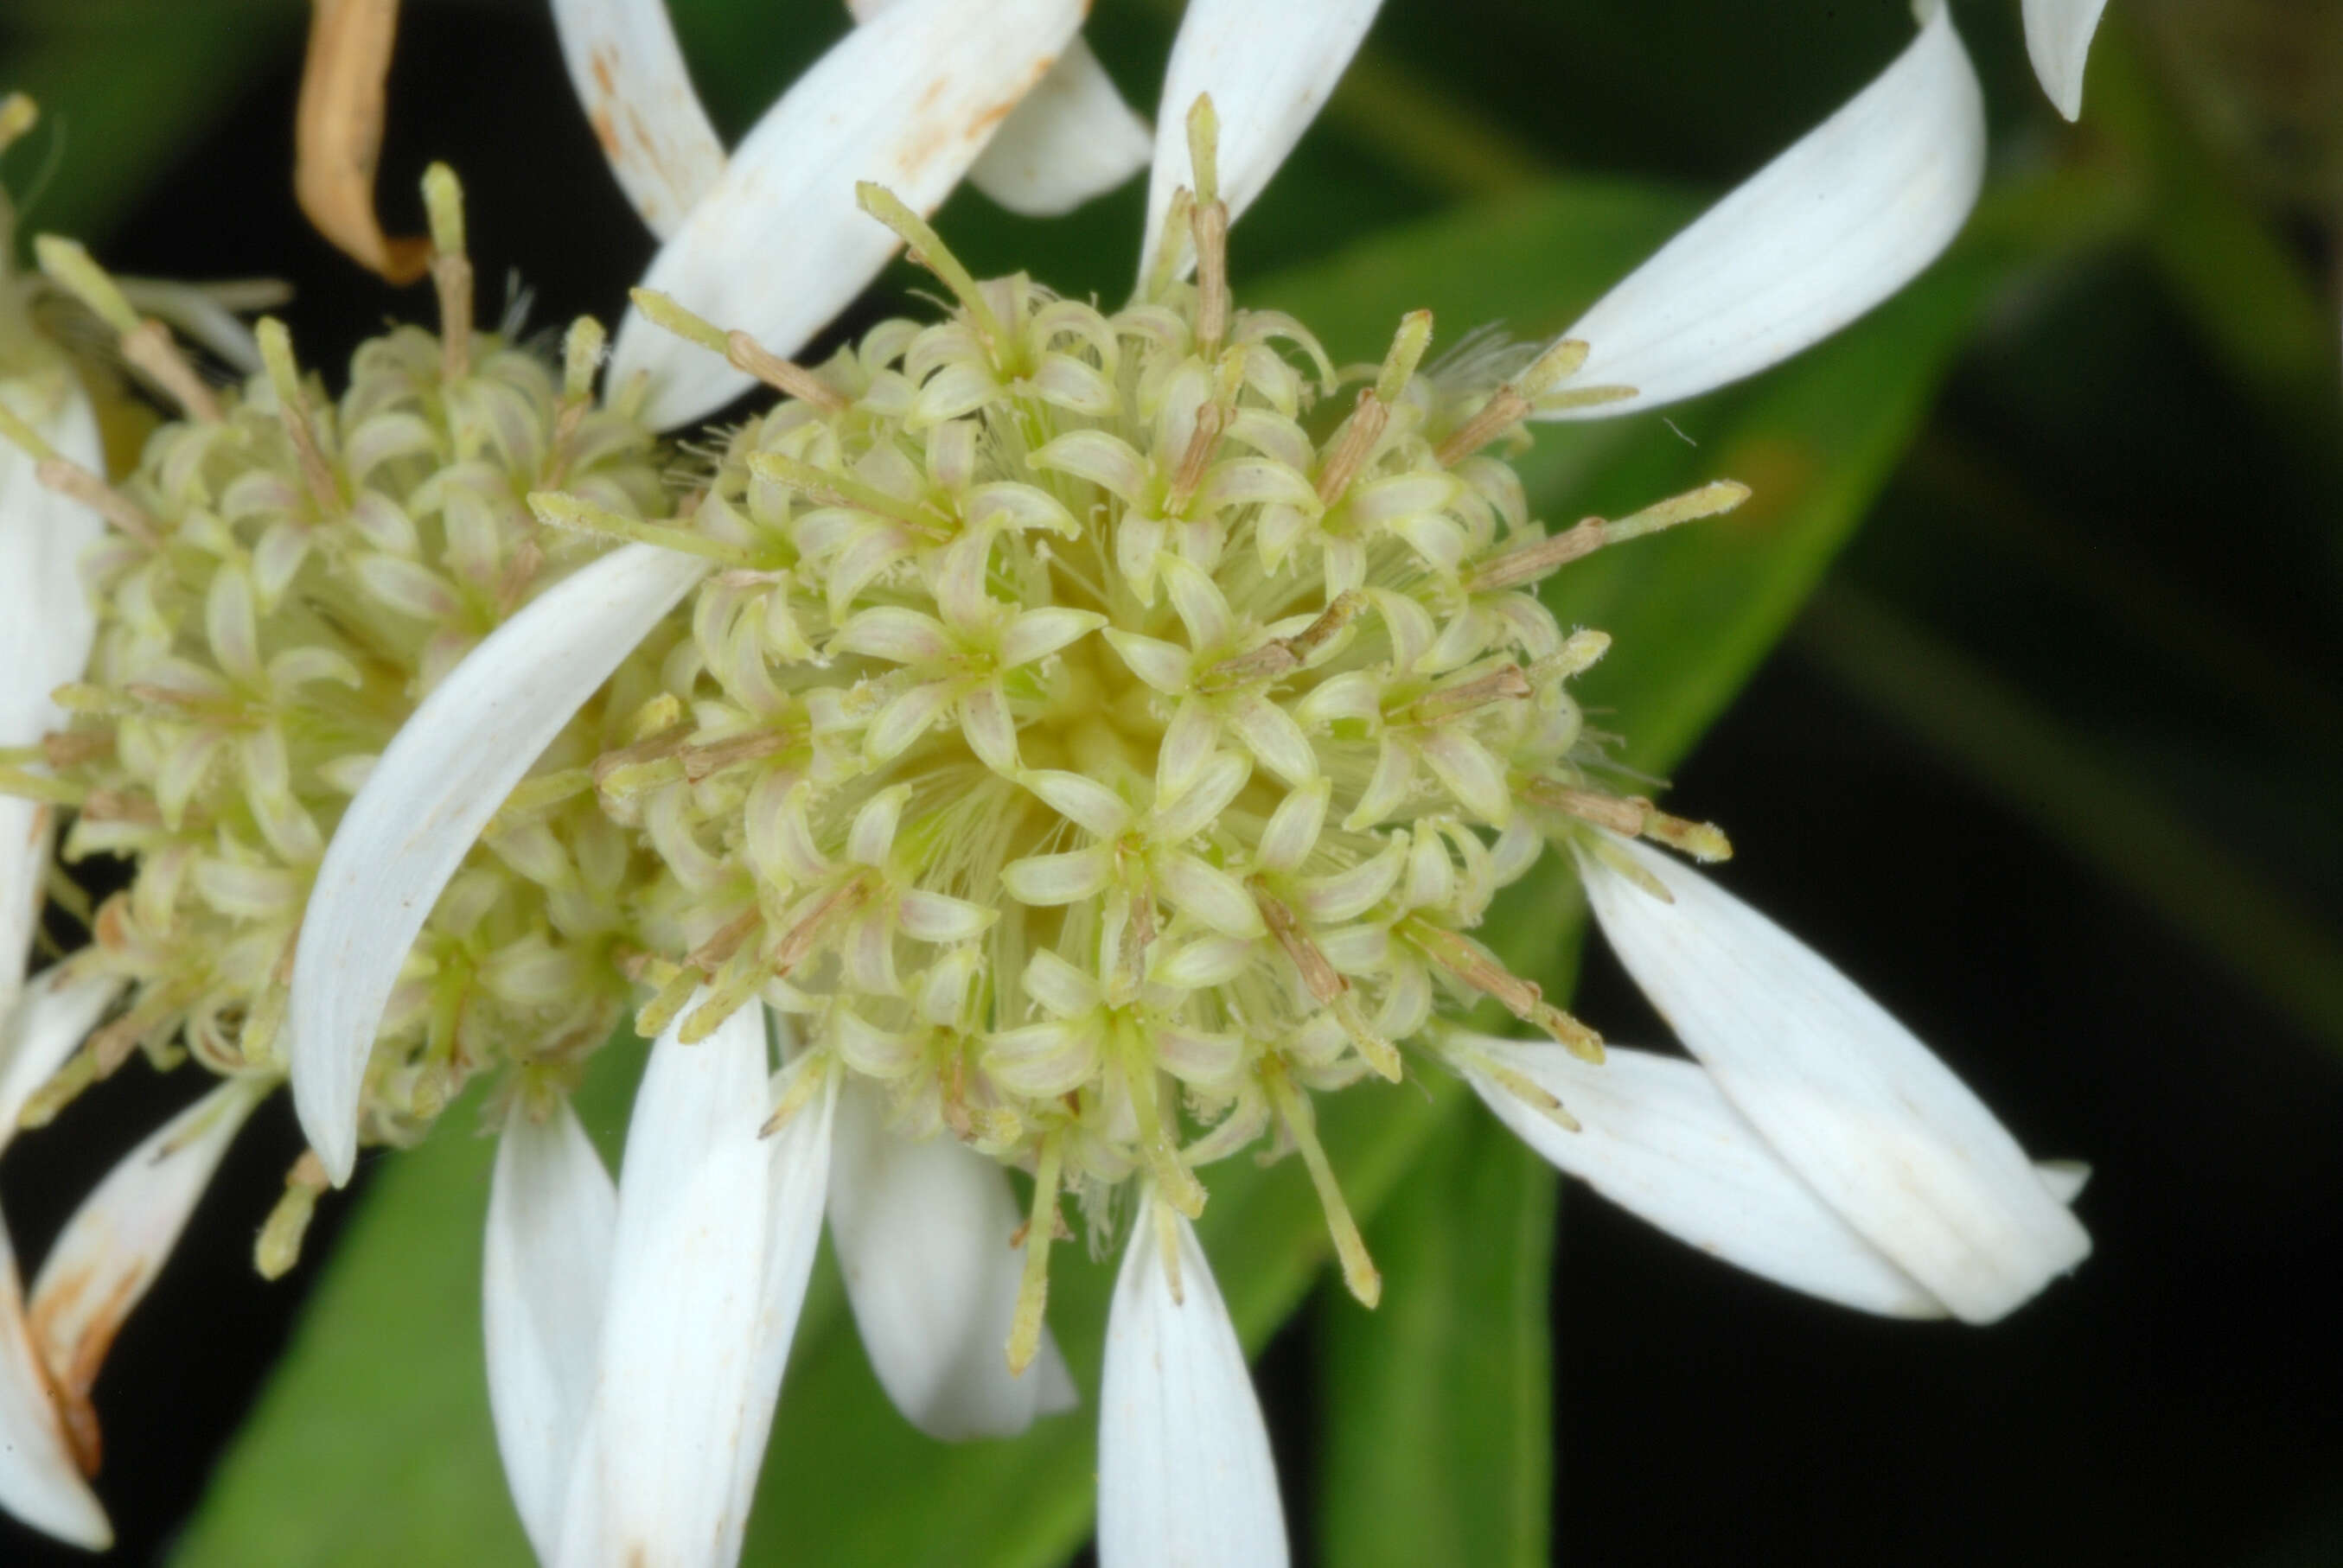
xmin=827 ymin=1080 xmax=1076 ymax=1439
xmin=554 ymin=1003 xmax=827 ymax=1568
xmin=1580 ymin=837 xmax=2091 ymax=1323
xmin=2022 ymin=0 xmax=2110 ymax=120
xmin=551 ymin=0 xmax=727 ymax=239
xmin=290 ymin=544 xmax=709 ymax=1184
xmin=968 ymin=40 xmax=1152 ymax=217
xmin=716 ymin=1046 xmax=836 ymax=1558
xmin=1097 ymin=1195 xmax=1287 ymax=1568
xmin=0 ymin=1228 xmax=109 ymax=1549
xmin=1465 ymin=1036 xmax=1943 ymax=1316
xmin=25 ymin=1076 xmax=266 ymax=1477
xmin=0 ymin=967 xmax=124 ymax=1157
xmin=1 ymin=384 xmax=104 ymax=1017
xmin=1542 ymin=3 xmax=1983 ymax=420
xmin=484 ymin=1095 xmax=616 ymax=1562
xmin=611 ymin=0 xmax=1087 ymax=430
xmin=1140 ymin=0 xmax=1383 ymax=277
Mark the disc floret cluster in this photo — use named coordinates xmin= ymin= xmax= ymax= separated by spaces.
xmin=0 ymin=172 xmax=670 ymax=1263
xmin=565 ymin=127 xmax=1747 ymax=1353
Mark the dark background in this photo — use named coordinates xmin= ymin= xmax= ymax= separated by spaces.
xmin=4 ymin=0 xmax=2341 ymax=1563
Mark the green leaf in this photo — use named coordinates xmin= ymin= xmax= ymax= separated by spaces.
xmin=170 ymin=1052 xmax=644 ymax=1568
xmin=0 ymin=1 xmax=292 ymax=243
xmin=1315 ymin=1078 xmax=1561 ymax=1568
xmin=175 ymin=175 xmax=2021 ymax=1568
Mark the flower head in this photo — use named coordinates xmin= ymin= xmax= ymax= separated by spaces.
xmin=0 ymin=162 xmax=675 ymax=1546
xmin=0 ymin=1 xmax=2099 ymax=1561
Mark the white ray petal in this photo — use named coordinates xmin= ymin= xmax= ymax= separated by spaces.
xmin=1141 ymin=0 xmax=1382 ymax=276
xmin=2036 ymin=1159 xmax=2091 ymax=1204
xmin=717 ymin=1049 xmax=835 ymax=1560
xmin=1466 ymin=1037 xmax=1943 ymax=1316
xmin=1098 ymin=1196 xmax=1287 ymax=1568
xmin=2023 ymin=0 xmax=2110 ymax=121
xmin=558 ymin=1002 xmax=769 ymax=1568
xmin=11 ymin=1074 xmax=264 ymax=1533
xmin=0 ymin=967 xmax=123 ymax=1156
xmin=1543 ymin=3 xmax=1983 ymax=420
xmin=1580 ymin=838 xmax=2091 ymax=1323
xmin=827 ymin=1080 xmax=1075 ymax=1439
xmin=483 ymin=1095 xmax=616 ymax=1563
xmin=613 ymin=0 xmax=1086 ymax=430
xmin=968 ymin=40 xmax=1152 ymax=216
xmin=555 ymin=1004 xmax=830 ymax=1568
xmin=290 ymin=544 xmax=708 ymax=1185
xmin=844 ymin=0 xmax=1144 ymax=218
xmin=551 ymin=0 xmax=726 ymax=239
xmin=1 ymin=381 xmax=104 ymax=1017
xmin=29 ymin=1076 xmax=265 ymax=1376
xmin=0 ymin=1228 xmax=108 ymax=1550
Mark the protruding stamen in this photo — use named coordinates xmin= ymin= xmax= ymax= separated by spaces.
xmin=0 ymin=399 xmax=163 ymax=545
xmin=34 ymin=234 xmax=139 ymax=333
xmin=1453 ymin=1043 xmax=1580 ymax=1134
xmin=680 ymin=728 xmax=796 ymax=783
xmin=686 ymin=907 xmax=763 ymax=973
xmin=633 ymin=965 xmax=703 ymax=1039
xmin=16 ymin=1049 xmax=97 ymax=1130
xmin=772 ymin=880 xmax=869 ymax=974
xmin=1185 ymin=97 xmax=1230 ymax=355
xmin=1433 ymin=337 xmax=1594 ymax=468
xmin=1317 ymin=312 xmax=1433 ymax=508
xmin=0 ymin=92 xmax=36 ymax=156
xmin=1006 ymin=1134 xmax=1063 ymax=1375
xmin=256 ymin=1151 xmax=330 ymax=1280
xmin=1265 ymin=1066 xmax=1381 ymax=1306
xmin=630 ymin=287 xmax=731 ymax=356
xmin=1163 ymin=399 xmax=1228 ymax=514
xmin=544 ymin=316 xmax=605 ymax=477
xmin=725 ymin=330 xmax=848 ymax=411
xmin=1150 ymin=1188 xmax=1185 ymax=1305
xmin=1376 ymin=310 xmax=1434 ymax=404
xmin=422 ymin=163 xmax=472 ymax=381
xmin=589 ymin=713 xmax=692 ymax=797
xmin=1255 ymin=883 xmax=1401 ymax=1080
xmin=562 ymin=316 xmax=605 ymax=405
xmin=680 ymin=953 xmax=766 ymax=1042
xmin=1523 ymin=781 xmax=1733 ymax=863
xmin=1405 ymin=920 xmax=1603 ymax=1062
xmin=1315 ymin=392 xmax=1388 ymax=508
xmin=529 ymin=489 xmax=761 ymax=566
xmin=36 ymin=236 xmax=225 ymax=422
xmin=1401 ymin=664 xmax=1531 ymax=727
xmin=1123 ymin=1039 xmax=1206 ymax=1219
xmin=256 ymin=318 xmax=342 ymax=518
xmin=1523 ymin=629 xmax=1612 ymax=686
xmin=488 ymin=767 xmax=591 ymax=831
xmin=1199 ymin=590 xmax=1364 ymax=691
xmin=628 ymin=287 xmax=846 ymax=410
xmin=750 ymin=450 xmax=935 ymax=532
xmin=856 ymin=182 xmax=1006 ymax=349
xmin=1467 ymin=480 xmax=1749 ymax=593
xmin=1139 ymin=186 xmax=1195 ymax=304
xmin=759 ymin=1055 xmax=830 ymax=1138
